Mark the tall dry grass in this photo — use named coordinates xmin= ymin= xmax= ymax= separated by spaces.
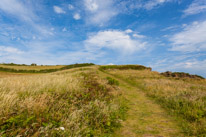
xmin=0 ymin=64 xmax=65 ymax=70
xmin=0 ymin=69 xmax=125 ymax=136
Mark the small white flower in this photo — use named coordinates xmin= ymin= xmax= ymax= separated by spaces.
xmin=60 ymin=127 xmax=65 ymax=131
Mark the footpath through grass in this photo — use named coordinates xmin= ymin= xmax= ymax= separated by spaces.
xmin=98 ymin=69 xmax=184 ymax=137
xmin=100 ymin=65 xmax=206 ymax=137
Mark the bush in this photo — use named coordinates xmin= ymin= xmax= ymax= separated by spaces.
xmin=106 ymin=77 xmax=119 ymax=86
xmin=161 ymin=71 xmax=204 ymax=79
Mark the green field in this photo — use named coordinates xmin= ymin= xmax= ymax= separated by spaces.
xmin=0 ymin=64 xmax=205 ymax=136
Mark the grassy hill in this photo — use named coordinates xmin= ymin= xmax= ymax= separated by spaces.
xmin=0 ymin=64 xmax=205 ymax=136
xmin=0 ymin=63 xmax=94 ymax=73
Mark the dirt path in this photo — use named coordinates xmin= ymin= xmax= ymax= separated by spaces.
xmin=98 ymin=70 xmax=183 ymax=137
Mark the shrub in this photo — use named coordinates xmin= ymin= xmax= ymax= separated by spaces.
xmin=161 ymin=71 xmax=204 ymax=79
xmin=106 ymin=77 xmax=119 ymax=86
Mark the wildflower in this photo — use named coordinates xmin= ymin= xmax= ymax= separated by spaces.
xmin=59 ymin=127 xmax=65 ymax=131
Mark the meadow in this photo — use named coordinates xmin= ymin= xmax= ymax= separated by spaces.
xmin=0 ymin=64 xmax=205 ymax=136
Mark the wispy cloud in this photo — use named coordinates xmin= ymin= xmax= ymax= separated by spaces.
xmin=53 ymin=6 xmax=66 ymax=14
xmin=83 ymin=0 xmax=118 ymax=26
xmin=0 ymin=0 xmax=53 ymax=38
xmin=62 ymin=27 xmax=67 ymax=32
xmin=68 ymin=4 xmax=74 ymax=10
xmin=144 ymin=0 xmax=172 ymax=10
xmin=118 ymin=0 xmax=175 ymax=11
xmin=183 ymin=0 xmax=206 ymax=16
xmin=0 ymin=46 xmax=23 ymax=55
xmin=0 ymin=0 xmax=37 ymax=22
xmin=73 ymin=13 xmax=81 ymax=20
xmin=170 ymin=21 xmax=206 ymax=52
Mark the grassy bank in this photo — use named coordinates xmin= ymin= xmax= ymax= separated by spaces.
xmin=0 ymin=69 xmax=126 ymax=136
xmin=102 ymin=67 xmax=206 ymax=136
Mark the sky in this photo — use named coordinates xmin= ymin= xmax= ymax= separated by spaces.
xmin=0 ymin=0 xmax=206 ymax=77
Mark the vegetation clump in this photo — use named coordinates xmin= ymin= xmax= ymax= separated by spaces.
xmin=161 ymin=71 xmax=205 ymax=79
xmin=106 ymin=77 xmax=119 ymax=86
xmin=99 ymin=65 xmax=152 ymax=71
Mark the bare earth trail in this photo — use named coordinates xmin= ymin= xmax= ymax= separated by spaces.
xmin=97 ymin=69 xmax=184 ymax=137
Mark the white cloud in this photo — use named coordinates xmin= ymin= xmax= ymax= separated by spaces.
xmin=0 ymin=46 xmax=23 ymax=55
xmin=68 ymin=4 xmax=74 ymax=10
xmin=183 ymin=0 xmax=206 ymax=16
xmin=73 ymin=13 xmax=81 ymax=20
xmin=53 ymin=6 xmax=65 ymax=14
xmin=85 ymin=0 xmax=99 ymax=12
xmin=170 ymin=20 xmax=206 ymax=52
xmin=125 ymin=29 xmax=133 ymax=33
xmin=85 ymin=30 xmax=147 ymax=54
xmin=133 ymin=33 xmax=146 ymax=39
xmin=84 ymin=0 xmax=118 ymax=26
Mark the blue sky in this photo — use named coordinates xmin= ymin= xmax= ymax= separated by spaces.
xmin=0 ymin=0 xmax=206 ymax=77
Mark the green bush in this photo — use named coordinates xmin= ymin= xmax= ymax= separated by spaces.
xmin=106 ymin=77 xmax=119 ymax=86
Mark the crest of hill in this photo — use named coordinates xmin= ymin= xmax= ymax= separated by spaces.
xmin=99 ymin=65 xmax=152 ymax=71
xmin=0 ymin=63 xmax=94 ymax=73
xmin=99 ymin=65 xmax=204 ymax=80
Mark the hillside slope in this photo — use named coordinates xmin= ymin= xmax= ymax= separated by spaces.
xmin=0 ymin=65 xmax=205 ymax=136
